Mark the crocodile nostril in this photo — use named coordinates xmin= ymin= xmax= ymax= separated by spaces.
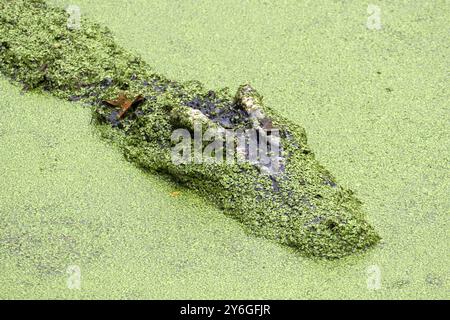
xmin=326 ymin=220 xmax=338 ymax=231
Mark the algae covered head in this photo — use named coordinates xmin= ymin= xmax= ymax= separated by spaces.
xmin=290 ymin=206 xmax=381 ymax=259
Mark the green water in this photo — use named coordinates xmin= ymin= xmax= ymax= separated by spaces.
xmin=0 ymin=0 xmax=448 ymax=299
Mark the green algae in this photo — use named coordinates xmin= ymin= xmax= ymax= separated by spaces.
xmin=0 ymin=0 xmax=448 ymax=300
xmin=0 ymin=0 xmax=380 ymax=259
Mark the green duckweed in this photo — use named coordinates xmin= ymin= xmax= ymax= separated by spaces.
xmin=0 ymin=0 xmax=380 ymax=259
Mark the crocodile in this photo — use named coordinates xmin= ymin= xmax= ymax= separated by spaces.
xmin=0 ymin=0 xmax=380 ymax=259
